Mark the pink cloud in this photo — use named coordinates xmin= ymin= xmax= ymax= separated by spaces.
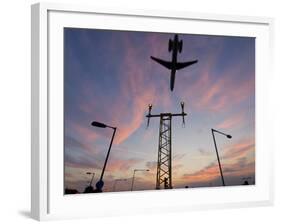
xmin=217 ymin=112 xmax=245 ymax=129
xmin=178 ymin=50 xmax=255 ymax=113
xmin=195 ymin=73 xmax=254 ymax=112
xmin=223 ymin=138 xmax=255 ymax=160
xmin=181 ymin=160 xmax=255 ymax=184
xmin=76 ymin=35 xmax=169 ymax=146
xmin=104 ymin=37 xmax=173 ymax=144
xmin=180 ymin=138 xmax=255 ymax=185
xmin=72 ymin=123 xmax=100 ymax=144
xmin=106 ymin=158 xmax=143 ymax=172
xmin=146 ymin=161 xmax=157 ymax=171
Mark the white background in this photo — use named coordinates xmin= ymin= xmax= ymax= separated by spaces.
xmin=0 ymin=0 xmax=280 ymax=223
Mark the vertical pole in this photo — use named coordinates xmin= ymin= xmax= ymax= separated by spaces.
xmin=100 ymin=128 xmax=117 ymax=181
xmin=131 ymin=170 xmax=136 ymax=191
xmin=169 ymin=116 xmax=172 ymax=189
xmin=156 ymin=116 xmax=163 ymax=189
xmin=211 ymin=129 xmax=225 ymax=186
xmin=156 ymin=115 xmax=173 ymax=189
xmin=89 ymin=173 xmax=95 ymax=186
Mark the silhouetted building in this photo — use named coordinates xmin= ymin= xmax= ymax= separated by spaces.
xmin=65 ymin=188 xmax=79 ymax=194
xmin=83 ymin=186 xmax=94 ymax=193
xmin=243 ymin=180 xmax=249 ymax=185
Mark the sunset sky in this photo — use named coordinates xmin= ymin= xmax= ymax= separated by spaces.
xmin=64 ymin=28 xmax=255 ymax=193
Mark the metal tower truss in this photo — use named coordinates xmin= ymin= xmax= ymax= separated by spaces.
xmin=146 ymin=102 xmax=186 ymax=190
xmin=157 ymin=115 xmax=172 ymax=189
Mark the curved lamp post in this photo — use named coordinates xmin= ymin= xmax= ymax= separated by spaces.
xmin=211 ymin=128 xmax=232 ymax=186
xmin=86 ymin=172 xmax=95 ymax=186
xmin=91 ymin=121 xmax=117 ymax=192
xmin=131 ymin=169 xmax=150 ymax=191
xmin=113 ymin=178 xmax=127 ymax=191
xmin=83 ymin=172 xmax=95 ymax=193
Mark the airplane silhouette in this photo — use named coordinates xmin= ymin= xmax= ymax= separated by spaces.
xmin=151 ymin=34 xmax=198 ymax=91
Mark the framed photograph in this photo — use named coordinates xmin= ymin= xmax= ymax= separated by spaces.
xmin=31 ymin=2 xmax=274 ymax=221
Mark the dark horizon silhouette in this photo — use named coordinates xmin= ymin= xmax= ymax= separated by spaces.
xmin=65 ymin=188 xmax=79 ymax=194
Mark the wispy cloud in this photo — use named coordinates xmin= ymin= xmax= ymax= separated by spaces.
xmin=192 ymin=72 xmax=254 ymax=112
xmin=173 ymin=153 xmax=187 ymax=160
xmin=65 ymin=135 xmax=93 ymax=153
xmin=223 ymin=138 xmax=255 ymax=160
xmin=217 ymin=112 xmax=245 ymax=129
xmin=181 ymin=159 xmax=255 ymax=185
xmin=181 ymin=137 xmax=255 ymax=185
xmin=65 ymin=135 xmax=103 ymax=169
xmin=106 ymin=158 xmax=143 ymax=172
xmin=197 ymin=148 xmax=212 ymax=156
xmin=146 ymin=161 xmax=157 ymax=171
xmin=178 ymin=45 xmax=255 ymax=113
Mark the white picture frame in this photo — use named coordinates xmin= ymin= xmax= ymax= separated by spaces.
xmin=31 ymin=2 xmax=274 ymax=221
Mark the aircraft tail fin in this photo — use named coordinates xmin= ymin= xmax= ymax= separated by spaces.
xmin=176 ymin=60 xmax=198 ymax=70
xmin=150 ymin=56 xmax=172 ymax=69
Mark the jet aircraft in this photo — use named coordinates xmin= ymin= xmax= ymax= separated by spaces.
xmin=151 ymin=34 xmax=198 ymax=91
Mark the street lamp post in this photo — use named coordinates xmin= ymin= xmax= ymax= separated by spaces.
xmin=131 ymin=169 xmax=150 ymax=191
xmin=87 ymin=172 xmax=95 ymax=186
xmin=83 ymin=172 xmax=95 ymax=193
xmin=211 ymin=128 xmax=232 ymax=186
xmin=113 ymin=178 xmax=127 ymax=191
xmin=91 ymin=121 xmax=117 ymax=192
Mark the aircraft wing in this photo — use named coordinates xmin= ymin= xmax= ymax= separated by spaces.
xmin=150 ymin=56 xmax=172 ymax=69
xmin=176 ymin=60 xmax=198 ymax=70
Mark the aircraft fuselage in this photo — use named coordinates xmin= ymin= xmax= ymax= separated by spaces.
xmin=150 ymin=34 xmax=198 ymax=91
xmin=170 ymin=35 xmax=180 ymax=91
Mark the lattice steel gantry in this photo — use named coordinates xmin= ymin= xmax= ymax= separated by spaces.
xmin=146 ymin=102 xmax=187 ymax=189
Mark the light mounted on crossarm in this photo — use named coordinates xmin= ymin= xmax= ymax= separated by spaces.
xmin=180 ymin=101 xmax=185 ymax=127
xmin=146 ymin=104 xmax=153 ymax=128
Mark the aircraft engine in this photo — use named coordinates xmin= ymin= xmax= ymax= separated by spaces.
xmin=178 ymin=40 xmax=183 ymax=53
xmin=168 ymin=39 xmax=173 ymax=52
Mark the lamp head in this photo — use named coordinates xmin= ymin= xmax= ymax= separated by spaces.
xmin=91 ymin=121 xmax=107 ymax=128
xmin=180 ymin=101 xmax=184 ymax=109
